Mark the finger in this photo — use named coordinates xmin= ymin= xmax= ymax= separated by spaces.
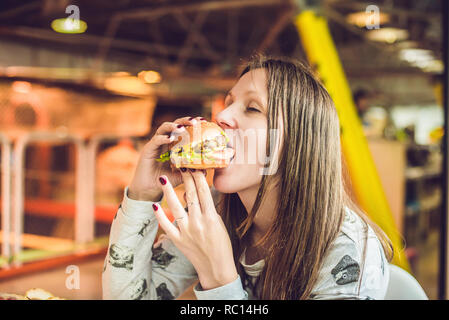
xmin=158 ymin=175 xmax=187 ymax=221
xmin=174 ymin=116 xmax=199 ymax=126
xmin=179 ymin=168 xmax=201 ymax=218
xmin=152 ymin=134 xmax=176 ymax=147
xmin=188 ymin=116 xmax=207 ymax=123
xmin=153 ymin=233 xmax=168 ymax=248
xmin=152 ymin=203 xmax=180 ymax=241
xmin=189 ymin=169 xmax=215 ymax=216
xmin=155 ymin=122 xmax=186 ymax=136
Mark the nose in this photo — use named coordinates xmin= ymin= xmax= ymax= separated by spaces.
xmin=215 ymin=107 xmax=237 ymax=130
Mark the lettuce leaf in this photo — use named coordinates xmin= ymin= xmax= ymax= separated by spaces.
xmin=156 ymin=151 xmax=171 ymax=163
xmin=156 ymin=149 xmax=217 ymax=164
xmin=221 ymin=131 xmax=230 ymax=143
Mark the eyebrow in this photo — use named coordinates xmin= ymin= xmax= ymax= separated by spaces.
xmin=227 ymin=89 xmax=259 ymax=96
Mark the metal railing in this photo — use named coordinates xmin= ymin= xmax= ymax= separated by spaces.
xmin=1 ymin=131 xmax=141 ymax=268
xmin=0 ymin=133 xmax=12 ymax=266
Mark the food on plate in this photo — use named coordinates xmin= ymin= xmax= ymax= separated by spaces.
xmin=0 ymin=288 xmax=65 ymax=300
xmin=0 ymin=293 xmax=27 ymax=300
xmin=25 ymin=288 xmax=55 ymax=300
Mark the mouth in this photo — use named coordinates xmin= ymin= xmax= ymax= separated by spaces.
xmin=211 ymin=145 xmax=235 ymax=172
xmin=226 ymin=141 xmax=235 ymax=163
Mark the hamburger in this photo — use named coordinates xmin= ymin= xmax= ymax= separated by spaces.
xmin=156 ymin=121 xmax=235 ymax=169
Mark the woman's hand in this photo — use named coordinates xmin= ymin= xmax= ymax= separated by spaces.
xmin=128 ymin=116 xmax=205 ymax=202
xmin=152 ymin=169 xmax=238 ymax=290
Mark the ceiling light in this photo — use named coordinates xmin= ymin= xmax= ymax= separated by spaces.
xmin=422 ymin=60 xmax=443 ymax=73
xmin=399 ymin=48 xmax=434 ymax=63
xmin=399 ymin=49 xmax=443 ymax=73
xmin=138 ymin=70 xmax=162 ymax=84
xmin=365 ymin=28 xmax=408 ymax=44
xmin=51 ymin=18 xmax=87 ymax=34
xmin=346 ymin=11 xmax=390 ymax=28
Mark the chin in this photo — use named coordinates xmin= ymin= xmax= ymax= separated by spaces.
xmin=213 ymin=165 xmax=261 ymax=194
xmin=213 ymin=172 xmax=239 ymax=193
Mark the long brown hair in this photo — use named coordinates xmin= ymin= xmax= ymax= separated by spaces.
xmin=217 ymin=55 xmax=393 ymax=300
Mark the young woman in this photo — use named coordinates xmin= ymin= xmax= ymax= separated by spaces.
xmin=102 ymin=56 xmax=393 ymax=300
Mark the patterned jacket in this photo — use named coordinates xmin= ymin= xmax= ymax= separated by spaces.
xmin=102 ymin=187 xmax=390 ymax=300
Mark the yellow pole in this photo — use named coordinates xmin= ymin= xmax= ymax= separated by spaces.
xmin=295 ymin=10 xmax=410 ymax=271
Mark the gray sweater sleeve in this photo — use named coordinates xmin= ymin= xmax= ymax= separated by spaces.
xmin=102 ymin=187 xmax=248 ymax=300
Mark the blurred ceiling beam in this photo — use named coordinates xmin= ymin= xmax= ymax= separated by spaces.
xmin=115 ymin=0 xmax=293 ymax=20
xmin=41 ymin=0 xmax=70 ymax=16
xmin=257 ymin=7 xmax=295 ymax=53
xmin=147 ymin=19 xmax=170 ymax=57
xmin=226 ymin=11 xmax=239 ymax=63
xmin=322 ymin=6 xmax=387 ymax=50
xmin=173 ymin=10 xmax=221 ymax=68
xmin=93 ymin=16 xmax=122 ymax=72
xmin=0 ymin=26 xmax=216 ymax=61
xmin=327 ymin=1 xmax=439 ymax=21
xmin=345 ymin=67 xmax=437 ymax=78
xmin=0 ymin=1 xmax=40 ymax=20
xmin=94 ymin=14 xmax=164 ymax=73
xmin=94 ymin=0 xmax=293 ymax=73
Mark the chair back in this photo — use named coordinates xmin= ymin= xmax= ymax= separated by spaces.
xmin=384 ymin=264 xmax=428 ymax=300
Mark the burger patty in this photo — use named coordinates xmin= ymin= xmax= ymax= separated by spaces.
xmin=174 ymin=135 xmax=226 ymax=156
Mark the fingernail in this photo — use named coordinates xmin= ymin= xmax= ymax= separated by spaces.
xmin=152 ymin=204 xmax=158 ymax=211
xmin=180 ymin=167 xmax=187 ymax=172
xmin=189 ymin=168 xmax=196 ymax=172
xmin=177 ymin=124 xmax=183 ymax=128
xmin=189 ymin=117 xmax=196 ymax=124
xmin=200 ymin=117 xmax=206 ymax=121
xmin=159 ymin=176 xmax=167 ymax=185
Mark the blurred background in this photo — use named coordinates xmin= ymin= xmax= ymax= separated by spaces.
xmin=0 ymin=0 xmax=447 ymax=300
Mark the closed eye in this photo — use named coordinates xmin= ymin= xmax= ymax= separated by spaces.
xmin=245 ymin=106 xmax=260 ymax=113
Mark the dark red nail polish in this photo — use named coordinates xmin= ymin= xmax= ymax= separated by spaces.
xmin=188 ymin=117 xmax=194 ymax=120
xmin=200 ymin=117 xmax=206 ymax=121
xmin=159 ymin=177 xmax=167 ymax=185
xmin=152 ymin=204 xmax=158 ymax=211
xmin=177 ymin=124 xmax=183 ymax=128
xmin=180 ymin=167 xmax=187 ymax=172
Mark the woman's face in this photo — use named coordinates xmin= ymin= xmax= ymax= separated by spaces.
xmin=214 ymin=68 xmax=270 ymax=194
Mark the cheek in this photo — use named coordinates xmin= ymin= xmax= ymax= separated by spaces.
xmin=213 ymin=124 xmax=269 ymax=193
xmin=213 ymin=162 xmax=263 ymax=193
xmin=214 ymin=130 xmax=270 ymax=193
